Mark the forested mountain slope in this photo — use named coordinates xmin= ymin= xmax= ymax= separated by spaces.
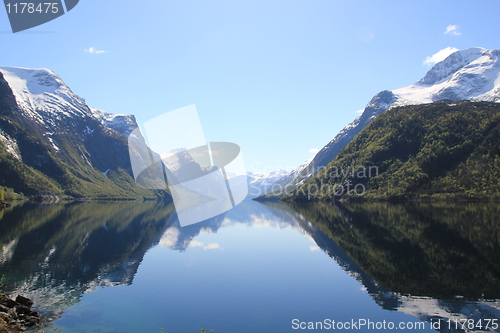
xmin=285 ymin=101 xmax=500 ymax=201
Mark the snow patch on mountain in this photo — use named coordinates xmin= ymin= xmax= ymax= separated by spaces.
xmin=91 ymin=107 xmax=137 ymax=137
xmin=247 ymin=169 xmax=288 ymax=196
xmin=0 ymin=66 xmax=136 ymax=140
xmin=225 ymin=169 xmax=288 ymax=198
xmin=290 ymin=157 xmax=315 ymax=186
xmin=0 ymin=67 xmax=92 ymax=126
xmin=0 ymin=130 xmax=21 ymax=160
xmin=46 ymin=136 xmax=60 ymax=151
xmin=393 ymin=47 xmax=500 ymax=106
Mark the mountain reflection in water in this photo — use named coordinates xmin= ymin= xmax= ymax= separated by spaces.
xmin=0 ymin=200 xmax=499 ymax=332
xmin=285 ymin=201 xmax=500 ymax=331
xmin=0 ymin=201 xmax=175 ymax=319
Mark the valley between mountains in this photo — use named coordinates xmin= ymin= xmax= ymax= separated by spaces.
xmin=0 ymin=47 xmax=500 ymax=202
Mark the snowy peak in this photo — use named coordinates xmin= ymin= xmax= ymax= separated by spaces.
xmin=0 ymin=66 xmax=167 ymax=199
xmin=418 ymin=47 xmax=489 ymax=85
xmin=366 ymin=90 xmax=397 ymax=109
xmin=245 ymin=169 xmax=289 ymax=198
xmin=395 ymin=47 xmax=500 ymax=106
xmin=91 ymin=107 xmax=137 ymax=137
xmin=258 ymin=47 xmax=500 ymax=199
xmin=247 ymin=169 xmax=288 ymax=186
xmin=0 ymin=67 xmax=62 ymax=94
xmin=0 ymin=66 xmax=136 ymax=139
xmin=0 ymin=66 xmax=91 ymax=123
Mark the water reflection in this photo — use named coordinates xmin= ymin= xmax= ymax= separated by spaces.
xmin=287 ymin=201 xmax=500 ymax=331
xmin=0 ymin=201 xmax=174 ymax=318
xmin=288 ymin=201 xmax=500 ymax=300
xmin=157 ymin=200 xmax=308 ymax=251
xmin=0 ymin=200 xmax=499 ymax=332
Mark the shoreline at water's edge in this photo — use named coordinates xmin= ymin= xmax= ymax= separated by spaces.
xmin=253 ymin=192 xmax=500 ymax=203
xmin=0 ymin=196 xmax=173 ymax=206
xmin=0 ymin=201 xmax=11 ymax=208
xmin=276 ymin=197 xmax=500 ymax=203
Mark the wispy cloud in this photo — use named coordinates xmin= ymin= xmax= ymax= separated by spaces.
xmin=204 ymin=243 xmax=222 ymax=250
xmin=423 ymin=47 xmax=459 ymax=66
xmin=309 ymin=246 xmax=320 ymax=252
xmin=444 ymin=25 xmax=461 ymax=36
xmin=84 ymin=47 xmax=106 ymax=54
xmin=309 ymin=148 xmax=319 ymax=153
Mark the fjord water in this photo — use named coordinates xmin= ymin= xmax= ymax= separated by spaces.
xmin=0 ymin=201 xmax=499 ymax=333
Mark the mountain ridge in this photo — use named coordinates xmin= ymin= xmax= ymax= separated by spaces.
xmin=285 ymin=100 xmax=500 ymax=201
xmin=0 ymin=67 xmax=168 ymax=200
xmin=257 ymin=47 xmax=500 ymax=200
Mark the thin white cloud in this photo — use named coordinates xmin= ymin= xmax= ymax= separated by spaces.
xmin=190 ymin=241 xmax=204 ymax=247
xmin=309 ymin=148 xmax=319 ymax=153
xmin=444 ymin=25 xmax=461 ymax=36
xmin=204 ymin=243 xmax=222 ymax=250
xmin=84 ymin=47 xmax=106 ymax=54
xmin=309 ymin=246 xmax=320 ymax=252
xmin=423 ymin=47 xmax=459 ymax=66
xmin=355 ymin=109 xmax=364 ymax=114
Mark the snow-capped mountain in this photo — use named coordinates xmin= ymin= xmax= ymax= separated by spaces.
xmin=223 ymin=169 xmax=288 ymax=199
xmin=91 ymin=107 xmax=137 ymax=137
xmin=0 ymin=66 xmax=138 ymax=137
xmin=260 ymin=158 xmax=314 ymax=195
xmin=0 ymin=66 xmax=164 ymax=199
xmin=0 ymin=67 xmax=91 ymax=123
xmin=246 ymin=169 xmax=288 ymax=198
xmin=261 ymin=47 xmax=500 ymax=197
xmin=394 ymin=47 xmax=500 ymax=105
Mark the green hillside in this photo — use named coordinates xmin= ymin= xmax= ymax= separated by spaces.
xmin=285 ymin=101 xmax=500 ymax=201
xmin=0 ymin=72 xmax=169 ymax=201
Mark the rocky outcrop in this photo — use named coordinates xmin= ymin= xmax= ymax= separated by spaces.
xmin=0 ymin=294 xmax=40 ymax=332
xmin=32 ymin=191 xmax=59 ymax=203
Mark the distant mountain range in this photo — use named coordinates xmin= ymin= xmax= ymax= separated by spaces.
xmin=2 ymin=47 xmax=499 ymax=201
xmin=0 ymin=67 xmax=285 ymax=200
xmin=240 ymin=169 xmax=288 ymax=198
xmin=0 ymin=66 xmax=167 ymax=200
xmin=258 ymin=47 xmax=500 ymax=200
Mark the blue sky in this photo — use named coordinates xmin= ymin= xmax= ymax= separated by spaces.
xmin=1 ymin=0 xmax=500 ymax=172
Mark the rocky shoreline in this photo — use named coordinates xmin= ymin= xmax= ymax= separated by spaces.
xmin=0 ymin=295 xmax=40 ymax=332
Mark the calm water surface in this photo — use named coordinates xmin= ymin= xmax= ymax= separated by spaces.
xmin=0 ymin=200 xmax=499 ymax=333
